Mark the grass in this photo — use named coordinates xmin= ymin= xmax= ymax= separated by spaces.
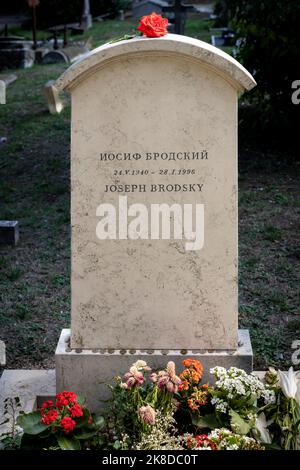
xmin=0 ymin=19 xmax=299 ymax=371
xmin=238 ymin=153 xmax=300 ymax=369
xmin=0 ymin=61 xmax=71 ymax=368
xmin=8 ymin=17 xmax=228 ymax=51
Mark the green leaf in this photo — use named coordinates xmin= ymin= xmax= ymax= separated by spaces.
xmin=113 ymin=440 xmax=121 ymax=450
xmin=245 ymin=394 xmax=257 ymax=406
xmin=192 ymin=413 xmax=219 ymax=430
xmin=94 ymin=415 xmax=105 ymax=430
xmin=263 ymin=442 xmax=282 ymax=450
xmin=73 ymin=413 xmax=90 ymax=429
xmin=229 ymin=409 xmax=251 ymax=435
xmin=76 ymin=395 xmax=86 ymax=407
xmin=56 ymin=434 xmax=81 ymax=450
xmin=17 ymin=411 xmax=49 ymax=435
xmin=39 ymin=429 xmax=52 ymax=439
xmin=74 ymin=430 xmax=96 ymax=440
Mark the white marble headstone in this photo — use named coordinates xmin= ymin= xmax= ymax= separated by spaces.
xmin=55 ymin=34 xmax=256 ymax=351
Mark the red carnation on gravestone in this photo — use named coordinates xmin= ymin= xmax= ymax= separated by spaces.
xmin=137 ymin=12 xmax=168 ymax=38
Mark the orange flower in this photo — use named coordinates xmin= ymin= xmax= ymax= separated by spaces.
xmin=179 ymin=367 xmax=202 ymax=387
xmin=178 ymin=360 xmax=204 ymax=393
xmin=179 ymin=379 xmax=189 ymax=392
xmin=187 ymin=386 xmax=209 ymax=411
xmin=182 ymin=359 xmax=203 ymax=377
xmin=192 ymin=370 xmax=201 ymax=382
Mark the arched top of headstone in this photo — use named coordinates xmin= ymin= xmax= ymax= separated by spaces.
xmin=54 ymin=34 xmax=256 ymax=93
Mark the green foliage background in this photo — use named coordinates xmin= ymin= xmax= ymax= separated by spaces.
xmin=0 ymin=1 xmax=132 ymax=28
xmin=215 ymin=0 xmax=299 ymax=154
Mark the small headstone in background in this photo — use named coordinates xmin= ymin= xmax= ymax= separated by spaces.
xmin=0 ymin=81 xmax=5 ymax=104
xmin=0 ymin=37 xmax=35 ymax=70
xmin=0 ymin=73 xmax=17 ymax=105
xmin=42 ymin=50 xmax=69 ymax=65
xmin=44 ymin=80 xmax=63 ymax=114
xmin=0 ymin=341 xmax=6 ymax=367
xmin=61 ymin=45 xmax=90 ymax=63
xmin=118 ymin=10 xmax=125 ymax=21
xmin=0 ymin=73 xmax=17 ymax=86
xmin=211 ymin=36 xmax=225 ymax=47
xmin=132 ymin=0 xmax=166 ymax=19
xmin=34 ymin=47 xmax=50 ymax=64
xmin=42 ymin=45 xmax=89 ymax=65
xmin=0 ymin=221 xmax=19 ymax=246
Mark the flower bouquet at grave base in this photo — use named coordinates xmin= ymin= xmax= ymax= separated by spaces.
xmin=190 ymin=366 xmax=277 ymax=436
xmin=178 ymin=364 xmax=300 ymax=450
xmin=103 ymin=360 xmax=300 ymax=450
xmin=104 ymin=359 xmax=266 ymax=450
xmin=11 ymin=361 xmax=300 ymax=450
xmin=105 ymin=360 xmax=180 ymax=445
xmin=16 ymin=391 xmax=105 ymax=450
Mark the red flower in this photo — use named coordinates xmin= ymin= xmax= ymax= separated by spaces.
xmin=137 ymin=12 xmax=168 ymax=38
xmin=41 ymin=400 xmax=53 ymax=410
xmin=70 ymin=402 xmax=83 ymax=418
xmin=55 ymin=391 xmax=77 ymax=408
xmin=186 ymin=433 xmax=216 ymax=450
xmin=194 ymin=434 xmax=217 ymax=450
xmin=41 ymin=409 xmax=58 ymax=425
xmin=61 ymin=416 xmax=76 ymax=434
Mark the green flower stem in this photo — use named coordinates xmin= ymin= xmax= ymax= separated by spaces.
xmin=108 ymin=33 xmax=142 ymax=44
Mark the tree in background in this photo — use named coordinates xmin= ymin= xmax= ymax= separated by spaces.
xmin=214 ymin=0 xmax=299 ymax=153
xmin=36 ymin=1 xmax=131 ymax=27
xmin=90 ymin=0 xmax=132 ymax=18
xmin=37 ymin=0 xmax=83 ymax=27
xmin=0 ymin=0 xmax=132 ymax=25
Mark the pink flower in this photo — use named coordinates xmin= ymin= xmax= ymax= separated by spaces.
xmin=151 ymin=362 xmax=181 ymax=393
xmin=158 ymin=373 xmax=169 ymax=389
xmin=132 ymin=360 xmax=151 ymax=372
xmin=123 ymin=366 xmax=145 ymax=388
xmin=166 ymin=381 xmax=175 ymax=393
xmin=167 ymin=361 xmax=176 ymax=378
xmin=130 ymin=366 xmax=145 ymax=383
xmin=127 ymin=377 xmax=137 ymax=389
xmin=139 ymin=405 xmax=156 ymax=425
xmin=150 ymin=372 xmax=158 ymax=383
xmin=166 ymin=362 xmax=181 ymax=385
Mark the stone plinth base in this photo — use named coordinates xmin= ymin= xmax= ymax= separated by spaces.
xmin=56 ymin=329 xmax=253 ymax=411
xmin=0 ymin=370 xmax=55 ymax=435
